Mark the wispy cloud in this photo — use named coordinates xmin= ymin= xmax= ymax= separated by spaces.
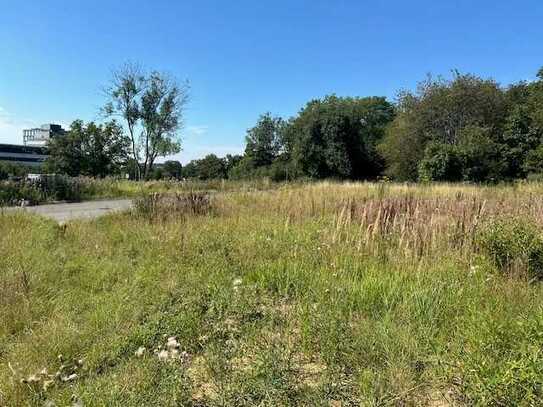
xmin=185 ymin=125 xmax=209 ymax=138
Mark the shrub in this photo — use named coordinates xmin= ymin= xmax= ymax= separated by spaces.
xmin=478 ymin=217 xmax=543 ymax=279
xmin=0 ymin=162 xmax=36 ymax=180
xmin=0 ymin=165 xmax=7 ymax=181
xmin=418 ymin=142 xmax=463 ymax=182
xmin=0 ymin=181 xmax=42 ymax=206
xmin=0 ymin=175 xmax=82 ymax=206
xmin=134 ymin=192 xmax=213 ymax=220
xmin=33 ymin=175 xmax=82 ymax=202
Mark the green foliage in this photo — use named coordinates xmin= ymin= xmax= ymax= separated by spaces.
xmin=224 ymin=154 xmax=243 ymax=174
xmin=378 ymin=113 xmax=423 ymax=181
xmin=46 ymin=120 xmax=129 ymax=177
xmin=380 ymin=72 xmax=507 ymax=181
xmin=228 ymin=156 xmax=256 ymax=179
xmin=149 ymin=161 xmax=183 ymax=180
xmin=418 ymin=142 xmax=463 ymax=182
xmin=0 ymin=162 xmax=36 ymax=180
xmin=478 ymin=217 xmax=543 ymax=278
xmin=183 ymin=154 xmax=227 ymax=180
xmin=524 ymin=144 xmax=543 ymax=176
xmin=104 ymin=63 xmax=189 ymax=180
xmin=229 ymin=156 xmax=297 ymax=181
xmin=456 ymin=126 xmax=505 ymax=182
xmin=0 ymin=181 xmax=42 ymax=205
xmin=500 ymin=105 xmax=541 ymax=178
xmin=417 ymin=127 xmax=506 ymax=183
xmin=0 ymin=175 xmax=81 ymax=205
xmin=289 ymin=95 xmax=394 ymax=179
xmin=244 ymin=113 xmax=284 ymax=168
xmin=3 ymin=183 xmax=543 ymax=405
xmin=140 ymin=72 xmax=186 ymax=179
xmin=181 ymin=154 xmax=247 ymax=181
xmin=456 ymin=314 xmax=543 ymax=405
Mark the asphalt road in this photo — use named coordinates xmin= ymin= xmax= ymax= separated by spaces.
xmin=4 ymin=199 xmax=133 ymax=223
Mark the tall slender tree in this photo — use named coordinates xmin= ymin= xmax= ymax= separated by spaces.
xmin=103 ymin=63 xmax=189 ymax=180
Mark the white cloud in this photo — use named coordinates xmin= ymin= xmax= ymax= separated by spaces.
xmin=185 ymin=125 xmax=209 ymax=138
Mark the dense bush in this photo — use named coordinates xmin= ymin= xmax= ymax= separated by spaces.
xmin=0 ymin=181 xmax=42 ymax=206
xmin=418 ymin=142 xmax=463 ymax=182
xmin=0 ymin=175 xmax=82 ymax=206
xmin=34 ymin=175 xmax=82 ymax=202
xmin=0 ymin=162 xmax=37 ymax=181
xmin=478 ymin=217 xmax=543 ymax=279
xmin=418 ymin=127 xmax=506 ymax=182
xmin=0 ymin=165 xmax=8 ymax=181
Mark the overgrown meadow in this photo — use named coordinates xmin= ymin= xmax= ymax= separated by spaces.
xmin=1 ymin=182 xmax=543 ymax=406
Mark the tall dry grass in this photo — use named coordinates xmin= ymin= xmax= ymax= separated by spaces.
xmin=223 ymin=181 xmax=543 ymax=261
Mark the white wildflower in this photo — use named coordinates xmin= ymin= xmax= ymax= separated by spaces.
xmin=166 ymin=336 xmax=180 ymax=350
xmin=61 ymin=373 xmax=78 ymax=382
xmin=170 ymin=349 xmax=180 ymax=359
xmin=157 ymin=350 xmax=169 ymax=362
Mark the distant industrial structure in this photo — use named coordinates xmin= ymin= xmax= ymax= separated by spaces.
xmin=0 ymin=143 xmax=49 ymax=167
xmin=0 ymin=123 xmax=65 ymax=167
xmin=23 ymin=123 xmax=66 ymax=146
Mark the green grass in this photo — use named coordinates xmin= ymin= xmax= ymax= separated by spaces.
xmin=77 ymin=178 xmax=279 ymax=200
xmin=1 ymin=182 xmax=543 ymax=406
xmin=1 ymin=177 xmax=278 ymax=206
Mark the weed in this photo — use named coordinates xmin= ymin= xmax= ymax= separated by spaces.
xmin=478 ymin=216 xmax=543 ymax=279
xmin=2 ymin=181 xmax=543 ymax=405
xmin=134 ymin=192 xmax=213 ymax=220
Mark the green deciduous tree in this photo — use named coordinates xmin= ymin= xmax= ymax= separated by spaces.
xmin=104 ymin=63 xmax=189 ymax=180
xmin=182 ymin=154 xmax=227 ymax=180
xmin=288 ymin=95 xmax=394 ymax=179
xmin=161 ymin=160 xmax=183 ymax=179
xmin=244 ymin=113 xmax=285 ymax=168
xmin=46 ymin=120 xmax=129 ymax=177
xmin=456 ymin=126 xmax=505 ymax=182
xmin=418 ymin=142 xmax=463 ymax=182
xmin=379 ymin=72 xmax=507 ymax=181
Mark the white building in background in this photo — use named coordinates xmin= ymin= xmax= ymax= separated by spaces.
xmin=0 ymin=123 xmax=66 ymax=167
xmin=23 ymin=124 xmax=65 ymax=146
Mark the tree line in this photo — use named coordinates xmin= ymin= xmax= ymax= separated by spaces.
xmin=45 ymin=65 xmax=543 ymax=183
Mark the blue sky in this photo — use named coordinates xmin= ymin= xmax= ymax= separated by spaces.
xmin=1 ymin=0 xmax=542 ymax=163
